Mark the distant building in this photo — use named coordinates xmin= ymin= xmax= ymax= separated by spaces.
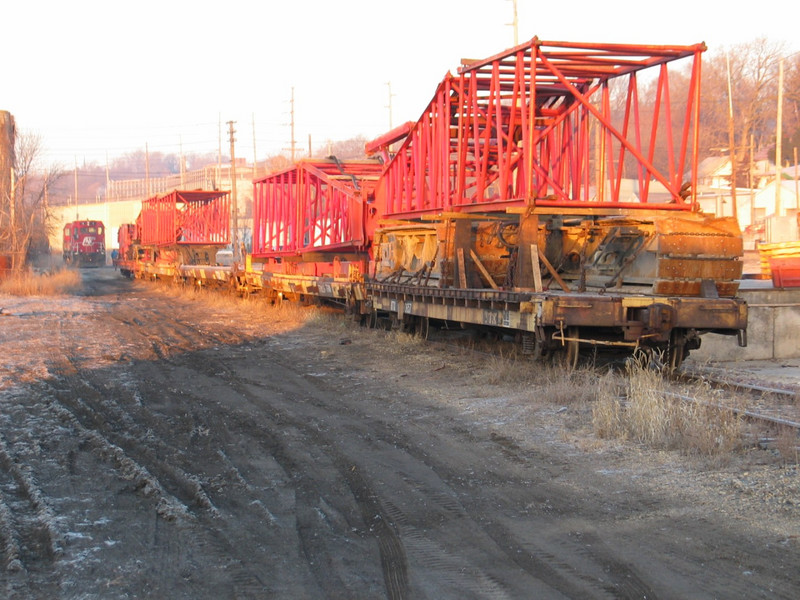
xmin=697 ymin=156 xmax=731 ymax=189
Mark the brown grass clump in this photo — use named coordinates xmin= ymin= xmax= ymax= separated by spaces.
xmin=593 ymin=354 xmax=745 ymax=457
xmin=0 ymin=268 xmax=82 ymax=296
xmin=775 ymin=425 xmax=800 ymax=465
xmin=591 ymin=372 xmax=626 ymax=439
xmin=479 ymin=353 xmax=598 ymax=407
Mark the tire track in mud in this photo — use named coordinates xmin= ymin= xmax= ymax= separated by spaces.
xmin=203 ymin=345 xmax=587 ymax=598
xmin=42 ymin=395 xmax=192 ymax=522
xmin=222 ymin=346 xmax=669 ymax=599
xmin=40 ymin=366 xmax=277 ymax=597
xmin=155 ymin=346 xmax=407 ymax=599
xmin=226 ymin=353 xmax=559 ymax=598
xmin=42 ymin=342 xmax=319 ymax=595
xmin=19 ymin=270 xmax=789 ymax=598
xmin=46 ymin=349 xmax=217 ymax=510
xmin=32 ymin=278 xmax=321 ymax=596
xmin=209 ymin=360 xmax=409 ymax=598
xmin=0 ymin=416 xmax=61 ymax=576
xmin=48 ymin=291 xmax=664 ymax=597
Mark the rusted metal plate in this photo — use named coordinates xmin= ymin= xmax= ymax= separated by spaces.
xmin=673 ymin=298 xmax=748 ymax=329
xmin=657 ymin=258 xmax=743 ymax=280
xmin=550 ymin=298 xmax=620 ymax=327
xmin=653 ymin=280 xmax=741 ymax=297
xmin=658 ymin=234 xmax=743 ymax=257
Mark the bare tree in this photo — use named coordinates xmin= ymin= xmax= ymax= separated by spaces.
xmin=0 ymin=110 xmax=18 ymax=268
xmin=0 ymin=129 xmax=64 ymax=270
xmin=778 ymin=53 xmax=800 ymax=165
xmin=701 ymin=38 xmax=787 ymax=184
xmin=313 ymin=136 xmax=369 ymax=160
xmin=263 ymin=153 xmax=293 ymax=173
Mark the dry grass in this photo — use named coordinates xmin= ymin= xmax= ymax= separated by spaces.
xmin=592 ymin=354 xmax=746 ymax=457
xmin=383 ymin=329 xmax=426 ymax=353
xmin=0 ymin=268 xmax=82 ymax=296
xmin=478 ymin=352 xmax=600 ymax=408
xmin=775 ymin=425 xmax=800 ymax=465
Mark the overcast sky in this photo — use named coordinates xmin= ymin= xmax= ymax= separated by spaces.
xmin=3 ymin=0 xmax=799 ymax=169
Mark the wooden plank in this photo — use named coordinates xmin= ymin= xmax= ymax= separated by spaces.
xmin=530 ymin=244 xmax=543 ymax=293
xmin=469 ymin=249 xmax=499 ymax=290
xmin=457 ymin=248 xmax=468 ymax=289
xmin=536 ymin=247 xmax=571 ymax=292
xmin=514 ymin=214 xmax=539 ymax=289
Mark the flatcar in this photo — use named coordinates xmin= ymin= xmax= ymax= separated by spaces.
xmin=120 ymin=36 xmax=748 ymax=370
xmin=117 ymin=190 xmax=232 ymax=283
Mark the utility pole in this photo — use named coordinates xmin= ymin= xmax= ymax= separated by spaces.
xmin=145 ymin=143 xmax=151 ymax=197
xmin=10 ymin=169 xmax=16 ymax=268
xmin=289 ymin=87 xmax=297 ymax=163
xmin=386 ymin=81 xmax=394 ymax=130
xmin=252 ymin=113 xmax=258 ymax=180
xmin=507 ymin=0 xmax=519 ymax=46
xmin=775 ymin=58 xmax=784 ymax=218
xmin=105 ymin=153 xmax=110 ymax=203
xmin=795 ymin=147 xmax=799 ymax=210
xmin=227 ymin=120 xmax=240 ymax=265
xmin=217 ymin=114 xmax=222 ymax=190
xmin=179 ymin=135 xmax=186 ymax=188
xmin=74 ymin=159 xmax=79 ymax=219
xmin=43 ymin=171 xmax=49 ymax=242
xmin=726 ymin=53 xmax=737 ymax=221
xmin=1 ymin=111 xmax=15 ymax=244
xmin=750 ymin=134 xmax=755 ymax=231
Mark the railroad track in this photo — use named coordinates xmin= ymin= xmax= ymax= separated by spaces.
xmin=429 ymin=331 xmax=800 ymax=448
xmin=678 ymin=366 xmax=800 ymax=433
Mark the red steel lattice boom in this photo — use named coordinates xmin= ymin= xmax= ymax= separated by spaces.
xmin=372 ymin=37 xmax=706 ymax=218
xmin=252 ymin=159 xmax=383 ymax=258
xmin=138 ymin=190 xmax=230 ymax=247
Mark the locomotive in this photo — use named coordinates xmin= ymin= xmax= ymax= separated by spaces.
xmin=117 ymin=37 xmax=748 ymax=369
xmin=63 ymin=219 xmax=106 ymax=267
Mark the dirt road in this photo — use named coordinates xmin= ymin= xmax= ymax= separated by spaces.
xmin=1 ymin=268 xmax=798 ymax=599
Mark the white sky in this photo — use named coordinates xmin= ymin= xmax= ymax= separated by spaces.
xmin=3 ymin=0 xmax=799 ymax=169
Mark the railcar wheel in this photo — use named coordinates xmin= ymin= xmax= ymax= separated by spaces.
xmin=417 ymin=316 xmax=432 ymax=340
xmin=667 ymin=329 xmax=687 ymax=372
xmin=560 ymin=326 xmax=580 ymax=370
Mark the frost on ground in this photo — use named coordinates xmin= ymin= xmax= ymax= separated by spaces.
xmin=0 ymin=295 xmax=100 ymax=388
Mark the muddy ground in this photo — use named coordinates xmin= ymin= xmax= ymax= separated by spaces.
xmin=0 ymin=268 xmax=798 ymax=599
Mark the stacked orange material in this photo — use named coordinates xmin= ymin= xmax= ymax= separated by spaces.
xmin=758 ymin=241 xmax=800 ymax=279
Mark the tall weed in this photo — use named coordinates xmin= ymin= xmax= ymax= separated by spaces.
xmin=0 ymin=269 xmax=82 ymax=296
xmin=593 ymin=355 xmax=745 ymax=456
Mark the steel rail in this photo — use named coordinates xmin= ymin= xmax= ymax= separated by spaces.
xmin=663 ymin=391 xmax=800 ymax=431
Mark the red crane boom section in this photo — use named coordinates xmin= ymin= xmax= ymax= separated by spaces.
xmin=372 ymin=37 xmax=706 ymax=218
xmin=138 ymin=190 xmax=230 ymax=246
xmin=251 ymin=159 xmax=383 ymax=258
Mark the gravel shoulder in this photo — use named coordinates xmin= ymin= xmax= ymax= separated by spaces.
xmin=0 ymin=269 xmax=798 ymax=599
